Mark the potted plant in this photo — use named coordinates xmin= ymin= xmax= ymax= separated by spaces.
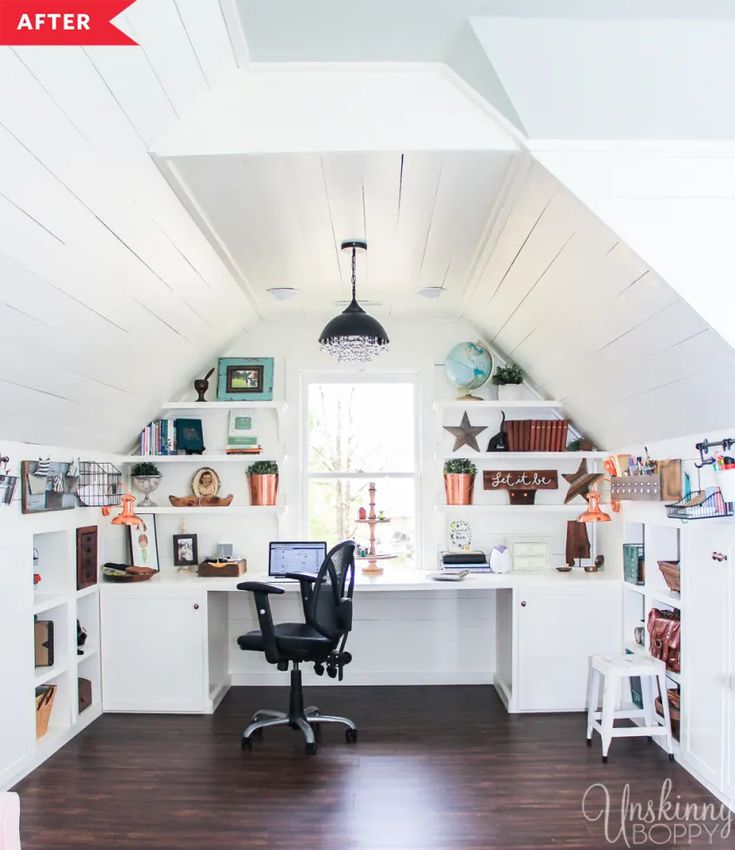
xmin=130 ymin=461 xmax=162 ymax=507
xmin=247 ymin=460 xmax=279 ymax=506
xmin=492 ymin=362 xmax=524 ymax=401
xmin=443 ymin=458 xmax=477 ymax=506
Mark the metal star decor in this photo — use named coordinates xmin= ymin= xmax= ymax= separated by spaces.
xmin=444 ymin=412 xmax=487 ymax=452
xmin=562 ymin=460 xmax=605 ymax=504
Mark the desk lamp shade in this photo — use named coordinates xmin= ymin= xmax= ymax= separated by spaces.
xmin=319 ymin=241 xmax=389 ymax=363
xmin=111 ymin=492 xmax=144 ymax=527
xmin=577 ymin=489 xmax=611 ymax=523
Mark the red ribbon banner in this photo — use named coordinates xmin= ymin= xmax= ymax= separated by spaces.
xmin=0 ymin=1 xmax=138 ymax=45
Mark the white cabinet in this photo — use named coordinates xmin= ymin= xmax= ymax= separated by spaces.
xmin=683 ymin=529 xmax=730 ymax=789
xmin=515 ymin=584 xmax=621 ymax=712
xmin=0 ymin=544 xmax=33 ymax=787
xmin=726 ymin=544 xmax=735 ymax=802
xmin=101 ymin=588 xmax=207 ymax=712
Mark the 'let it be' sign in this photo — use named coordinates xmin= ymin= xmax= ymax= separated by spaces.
xmin=483 ymin=470 xmax=558 ymax=491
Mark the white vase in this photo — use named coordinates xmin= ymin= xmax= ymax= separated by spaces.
xmin=497 ymin=384 xmax=523 ymax=401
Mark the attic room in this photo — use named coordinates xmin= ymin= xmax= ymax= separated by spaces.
xmin=1 ymin=1 xmax=734 ymax=848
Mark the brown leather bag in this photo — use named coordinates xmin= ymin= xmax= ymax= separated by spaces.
xmin=647 ymin=608 xmax=681 ymax=673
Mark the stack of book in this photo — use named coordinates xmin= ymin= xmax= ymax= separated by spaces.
xmin=440 ymin=551 xmax=490 ymax=573
xmin=139 ymin=420 xmax=176 ymax=455
xmin=505 ymin=419 xmax=569 ymax=452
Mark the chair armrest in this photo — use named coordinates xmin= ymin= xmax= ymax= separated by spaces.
xmin=284 ymin=572 xmax=319 ymax=583
xmin=236 ymin=581 xmax=285 ymax=595
xmin=236 ymin=582 xmax=283 ymax=663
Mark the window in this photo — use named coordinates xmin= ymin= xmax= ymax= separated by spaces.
xmin=304 ymin=377 xmax=418 ymax=566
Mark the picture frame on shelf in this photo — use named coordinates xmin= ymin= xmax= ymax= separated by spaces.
xmin=217 ymin=357 xmax=274 ymax=401
xmin=128 ymin=515 xmax=160 ymax=571
xmin=173 ymin=533 xmax=198 ymax=568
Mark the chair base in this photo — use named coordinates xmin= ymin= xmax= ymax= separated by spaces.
xmin=241 ymin=665 xmax=357 ymax=755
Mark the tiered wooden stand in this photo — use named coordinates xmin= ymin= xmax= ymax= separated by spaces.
xmin=355 ymin=482 xmax=396 ymax=576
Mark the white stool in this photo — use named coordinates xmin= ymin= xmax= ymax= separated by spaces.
xmin=587 ymin=654 xmax=674 ymax=763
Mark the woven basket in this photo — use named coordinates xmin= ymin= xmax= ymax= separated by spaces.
xmin=35 ymin=684 xmax=57 ymax=739
xmin=657 ymin=560 xmax=680 ymax=593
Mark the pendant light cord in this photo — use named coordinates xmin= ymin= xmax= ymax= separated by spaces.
xmin=351 ymin=246 xmax=357 ymax=301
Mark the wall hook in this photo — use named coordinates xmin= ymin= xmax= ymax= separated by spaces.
xmin=695 ymin=437 xmax=735 ymax=469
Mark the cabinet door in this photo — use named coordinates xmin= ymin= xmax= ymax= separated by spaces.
xmin=0 ymin=544 xmax=33 ymax=786
xmin=101 ymin=592 xmax=206 ymax=712
xmin=516 ymin=586 xmax=621 ymax=712
xmin=683 ymin=529 xmax=729 ymax=788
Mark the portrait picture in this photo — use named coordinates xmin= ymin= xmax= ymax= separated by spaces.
xmin=191 ymin=467 xmax=220 ymax=500
xmin=217 ymin=357 xmax=274 ymax=401
xmin=128 ymin=515 xmax=159 ymax=571
xmin=173 ymin=533 xmax=198 ymax=568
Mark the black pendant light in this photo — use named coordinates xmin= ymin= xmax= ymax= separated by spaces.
xmin=319 ymin=240 xmax=389 ymax=363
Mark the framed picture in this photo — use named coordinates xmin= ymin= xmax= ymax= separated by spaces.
xmin=21 ymin=460 xmax=77 ymax=514
xmin=128 ymin=515 xmax=160 ymax=571
xmin=173 ymin=533 xmax=198 ymax=568
xmin=217 ymin=357 xmax=274 ymax=401
xmin=174 ymin=418 xmax=204 ymax=455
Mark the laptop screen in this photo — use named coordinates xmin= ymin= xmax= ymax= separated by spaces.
xmin=269 ymin=542 xmax=326 ymax=578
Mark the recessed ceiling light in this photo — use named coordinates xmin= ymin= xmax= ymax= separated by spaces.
xmin=418 ymin=287 xmax=444 ymax=299
xmin=267 ymin=287 xmax=299 ymax=301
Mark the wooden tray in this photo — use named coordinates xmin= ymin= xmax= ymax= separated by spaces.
xmin=198 ymin=559 xmax=247 ymax=577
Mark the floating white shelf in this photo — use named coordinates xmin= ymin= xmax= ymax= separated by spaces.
xmin=34 ymin=661 xmax=69 ymax=687
xmin=32 ymin=593 xmax=68 ymax=615
xmin=623 ymin=582 xmax=646 ymax=597
xmin=76 ymin=584 xmax=99 ymax=599
xmin=443 ymin=451 xmax=607 ymax=461
xmin=122 ymin=454 xmax=284 ymax=464
xmin=435 ymin=504 xmax=583 ymax=514
xmin=77 ymin=643 xmax=98 ymax=663
xmin=160 ymin=401 xmax=286 ymax=413
xmin=435 ymin=400 xmax=563 ymax=410
xmin=647 ymin=589 xmax=683 ymax=611
xmin=141 ymin=505 xmax=285 ymax=516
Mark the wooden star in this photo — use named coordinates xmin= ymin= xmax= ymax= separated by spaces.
xmin=444 ymin=412 xmax=487 ymax=452
xmin=562 ymin=460 xmax=605 ymax=504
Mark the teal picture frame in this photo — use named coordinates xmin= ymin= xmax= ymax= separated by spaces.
xmin=217 ymin=357 xmax=274 ymax=402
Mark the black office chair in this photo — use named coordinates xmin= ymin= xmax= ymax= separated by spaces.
xmin=236 ymin=540 xmax=358 ymax=754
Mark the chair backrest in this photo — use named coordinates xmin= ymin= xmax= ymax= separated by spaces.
xmin=304 ymin=540 xmax=355 ymax=640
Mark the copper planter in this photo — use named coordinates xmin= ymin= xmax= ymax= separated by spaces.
xmin=444 ymin=473 xmax=475 ymax=506
xmin=249 ymin=473 xmax=278 ymax=506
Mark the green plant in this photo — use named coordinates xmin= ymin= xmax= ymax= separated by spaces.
xmin=443 ymin=458 xmax=477 ymax=475
xmin=492 ymin=362 xmax=524 ymax=386
xmin=248 ymin=460 xmax=278 ymax=476
xmin=131 ymin=462 xmax=161 ymax=477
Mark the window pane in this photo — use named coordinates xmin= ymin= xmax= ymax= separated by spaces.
xmin=307 ymin=382 xmax=415 ymax=473
xmin=307 ymin=477 xmax=416 ymax=566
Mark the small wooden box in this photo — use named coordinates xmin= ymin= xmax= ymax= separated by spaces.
xmin=610 ymin=475 xmax=661 ymax=501
xmin=34 ymin=620 xmax=54 ymax=668
xmin=78 ymin=677 xmax=93 ymax=713
xmin=198 ymin=558 xmax=247 ymax=578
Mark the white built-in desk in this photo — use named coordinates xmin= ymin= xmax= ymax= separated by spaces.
xmin=100 ymin=568 xmax=621 ymax=716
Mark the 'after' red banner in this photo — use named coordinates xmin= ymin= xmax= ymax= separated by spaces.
xmin=0 ymin=1 xmax=137 ymax=45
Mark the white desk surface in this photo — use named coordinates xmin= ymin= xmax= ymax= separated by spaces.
xmin=102 ymin=567 xmax=620 ymax=594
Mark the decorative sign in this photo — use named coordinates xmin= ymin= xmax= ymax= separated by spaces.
xmin=483 ymin=470 xmax=558 ymax=492
xmin=0 ymin=2 xmax=137 ymax=46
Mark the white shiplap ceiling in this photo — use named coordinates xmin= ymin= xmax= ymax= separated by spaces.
xmin=159 ymin=151 xmax=516 ymax=318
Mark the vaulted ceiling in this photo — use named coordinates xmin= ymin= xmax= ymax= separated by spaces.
xmin=0 ymin=0 xmax=734 ymax=452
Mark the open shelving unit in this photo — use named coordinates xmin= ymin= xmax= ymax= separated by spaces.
xmin=30 ymin=528 xmax=103 ymax=771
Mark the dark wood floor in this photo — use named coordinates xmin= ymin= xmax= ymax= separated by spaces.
xmin=14 ymin=686 xmax=732 ymax=849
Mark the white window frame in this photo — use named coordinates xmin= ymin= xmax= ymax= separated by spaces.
xmin=300 ymin=371 xmax=422 ymax=557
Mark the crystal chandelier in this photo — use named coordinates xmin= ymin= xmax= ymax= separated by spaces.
xmin=318 ymin=240 xmax=389 ymax=363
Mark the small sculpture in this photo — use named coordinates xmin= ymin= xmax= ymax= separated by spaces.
xmin=486 ymin=411 xmax=507 ymax=452
xmin=169 ymin=466 xmax=233 ymax=507
xmin=194 ymin=368 xmax=215 ymax=403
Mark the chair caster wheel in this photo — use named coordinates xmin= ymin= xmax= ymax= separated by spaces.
xmin=241 ymin=737 xmax=252 ymax=750
xmin=586 ymin=738 xmax=591 ymax=747
xmin=669 ymin=753 xmax=675 ymax=761
xmin=305 ymin=742 xmax=317 ymax=755
xmin=345 ymin=729 xmax=357 ymax=743
xmin=602 ymin=755 xmax=608 ymax=764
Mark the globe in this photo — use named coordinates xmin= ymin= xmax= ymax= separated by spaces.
xmin=444 ymin=342 xmax=493 ymax=398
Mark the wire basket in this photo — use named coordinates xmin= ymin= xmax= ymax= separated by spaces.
xmin=665 ymin=488 xmax=733 ymax=522
xmin=77 ymin=462 xmax=123 ymax=507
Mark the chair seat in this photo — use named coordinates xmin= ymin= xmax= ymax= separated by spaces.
xmin=237 ymin=622 xmax=334 ymax=660
xmin=591 ymin=653 xmax=666 ymax=678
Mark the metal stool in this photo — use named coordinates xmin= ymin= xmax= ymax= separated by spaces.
xmin=587 ymin=653 xmax=674 ymax=762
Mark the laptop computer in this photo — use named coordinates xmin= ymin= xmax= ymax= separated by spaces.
xmin=268 ymin=541 xmax=327 ymax=582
